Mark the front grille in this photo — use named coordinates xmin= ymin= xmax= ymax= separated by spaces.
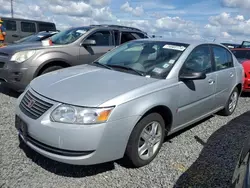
xmin=0 ymin=52 xmax=8 ymax=57
xmin=19 ymin=90 xmax=53 ymax=119
xmin=0 ymin=62 xmax=4 ymax=68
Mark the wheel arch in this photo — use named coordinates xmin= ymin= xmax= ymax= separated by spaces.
xmin=136 ymin=105 xmax=173 ymax=132
xmin=34 ymin=60 xmax=71 ymax=78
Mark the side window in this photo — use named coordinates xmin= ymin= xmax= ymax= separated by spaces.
xmin=21 ymin=22 xmax=36 ymax=32
xmin=114 ymin=30 xmax=120 ymax=46
xmin=3 ymin=20 xmax=16 ymax=31
xmin=38 ymin=23 xmax=56 ymax=32
xmin=226 ymin=51 xmax=233 ymax=67
xmin=212 ymin=46 xmax=232 ymax=71
xmin=120 ymin=32 xmax=136 ymax=44
xmin=86 ymin=30 xmax=112 ymax=46
xmin=182 ymin=45 xmax=212 ymax=73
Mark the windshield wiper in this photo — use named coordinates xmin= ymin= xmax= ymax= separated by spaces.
xmin=108 ymin=64 xmax=144 ymax=76
xmin=92 ymin=61 xmax=113 ymax=70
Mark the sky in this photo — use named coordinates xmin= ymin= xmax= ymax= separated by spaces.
xmin=1 ymin=0 xmax=250 ymax=43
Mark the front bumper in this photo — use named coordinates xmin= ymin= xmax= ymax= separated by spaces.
xmin=0 ymin=58 xmax=37 ymax=92
xmin=15 ymin=88 xmax=140 ymax=165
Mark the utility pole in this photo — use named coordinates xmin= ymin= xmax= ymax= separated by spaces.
xmin=11 ymin=0 xmax=14 ymax=18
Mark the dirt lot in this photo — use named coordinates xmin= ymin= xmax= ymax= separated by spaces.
xmin=1 ymin=86 xmax=250 ymax=188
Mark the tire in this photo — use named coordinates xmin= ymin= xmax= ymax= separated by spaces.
xmin=125 ymin=113 xmax=165 ymax=168
xmin=219 ymin=87 xmax=239 ymax=116
xmin=40 ymin=66 xmax=64 ymax=75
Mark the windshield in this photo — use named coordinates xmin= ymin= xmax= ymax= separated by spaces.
xmin=96 ymin=40 xmax=189 ymax=77
xmin=51 ymin=27 xmax=90 ymax=45
xmin=232 ymin=50 xmax=250 ymax=61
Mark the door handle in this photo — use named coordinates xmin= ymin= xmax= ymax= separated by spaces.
xmin=208 ymin=79 xmax=215 ymax=85
xmin=229 ymin=72 xmax=234 ymax=77
xmin=12 ymin=34 xmax=19 ymax=37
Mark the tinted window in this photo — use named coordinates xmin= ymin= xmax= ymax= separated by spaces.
xmin=86 ymin=31 xmax=112 ymax=46
xmin=232 ymin=50 xmax=250 ymax=60
xmin=182 ymin=45 xmax=212 ymax=73
xmin=38 ymin=23 xmax=56 ymax=32
xmin=21 ymin=22 xmax=36 ymax=32
xmin=212 ymin=46 xmax=232 ymax=70
xmin=114 ymin=30 xmax=120 ymax=45
xmin=97 ymin=41 xmax=188 ymax=77
xmin=121 ymin=32 xmax=136 ymax=44
xmin=3 ymin=20 xmax=16 ymax=31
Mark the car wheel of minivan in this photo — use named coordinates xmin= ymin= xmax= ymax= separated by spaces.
xmin=220 ymin=87 xmax=239 ymax=116
xmin=40 ymin=66 xmax=64 ymax=75
xmin=125 ymin=113 xmax=165 ymax=168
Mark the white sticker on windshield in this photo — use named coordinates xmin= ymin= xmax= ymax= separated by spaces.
xmin=163 ymin=63 xmax=170 ymax=68
xmin=163 ymin=45 xmax=186 ymax=51
xmin=152 ymin=67 xmax=164 ymax=74
xmin=76 ymin=30 xmax=86 ymax=34
xmin=169 ymin=59 xmax=175 ymax=64
xmin=37 ymin=35 xmax=43 ymax=38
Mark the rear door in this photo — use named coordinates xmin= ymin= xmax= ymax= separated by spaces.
xmin=79 ymin=30 xmax=115 ymax=64
xmin=211 ymin=44 xmax=236 ymax=107
xmin=20 ymin=21 xmax=37 ymax=38
xmin=2 ymin=19 xmax=20 ymax=43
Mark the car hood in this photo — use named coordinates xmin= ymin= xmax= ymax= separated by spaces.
xmin=0 ymin=42 xmax=43 ymax=55
xmin=30 ymin=65 xmax=158 ymax=107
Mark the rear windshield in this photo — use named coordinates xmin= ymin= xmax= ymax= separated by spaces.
xmin=50 ymin=27 xmax=91 ymax=45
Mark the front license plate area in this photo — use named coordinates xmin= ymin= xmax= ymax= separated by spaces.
xmin=15 ymin=115 xmax=28 ymax=141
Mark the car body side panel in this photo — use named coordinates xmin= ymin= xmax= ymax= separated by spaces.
xmin=175 ymin=72 xmax=217 ymax=127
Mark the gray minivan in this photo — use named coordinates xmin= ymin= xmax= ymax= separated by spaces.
xmin=1 ymin=17 xmax=57 ymax=43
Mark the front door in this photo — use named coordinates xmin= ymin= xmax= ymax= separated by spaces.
xmin=2 ymin=19 xmax=21 ymax=43
xmin=175 ymin=44 xmax=216 ymax=127
xmin=211 ymin=45 xmax=237 ymax=107
xmin=79 ymin=30 xmax=115 ymax=65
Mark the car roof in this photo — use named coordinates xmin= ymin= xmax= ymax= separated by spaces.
xmin=133 ymin=37 xmax=225 ymax=46
xmin=66 ymin=25 xmax=146 ymax=34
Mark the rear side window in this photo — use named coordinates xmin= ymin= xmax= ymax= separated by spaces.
xmin=120 ymin=32 xmax=136 ymax=44
xmin=212 ymin=45 xmax=233 ymax=71
xmin=38 ymin=23 xmax=56 ymax=32
xmin=21 ymin=22 xmax=36 ymax=32
xmin=3 ymin=20 xmax=16 ymax=31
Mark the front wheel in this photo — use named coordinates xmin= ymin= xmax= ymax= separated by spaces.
xmin=220 ymin=87 xmax=239 ymax=116
xmin=125 ymin=113 xmax=165 ymax=168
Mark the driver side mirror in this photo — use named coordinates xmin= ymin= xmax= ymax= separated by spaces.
xmin=81 ymin=39 xmax=96 ymax=46
xmin=179 ymin=71 xmax=206 ymax=80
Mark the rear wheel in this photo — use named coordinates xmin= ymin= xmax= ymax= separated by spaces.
xmin=40 ymin=66 xmax=64 ymax=75
xmin=125 ymin=113 xmax=165 ymax=168
xmin=220 ymin=87 xmax=239 ymax=116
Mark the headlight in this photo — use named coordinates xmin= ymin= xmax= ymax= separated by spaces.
xmin=10 ymin=50 xmax=36 ymax=63
xmin=50 ymin=104 xmax=114 ymax=124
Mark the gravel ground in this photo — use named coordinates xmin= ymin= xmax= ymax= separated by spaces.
xmin=1 ymin=85 xmax=250 ymax=188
